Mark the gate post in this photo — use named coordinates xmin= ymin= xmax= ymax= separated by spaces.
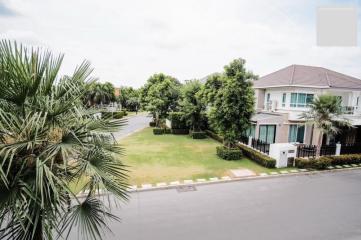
xmin=248 ymin=136 xmax=252 ymax=147
xmin=335 ymin=143 xmax=341 ymax=156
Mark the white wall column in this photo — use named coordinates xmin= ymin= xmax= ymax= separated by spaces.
xmin=335 ymin=143 xmax=341 ymax=156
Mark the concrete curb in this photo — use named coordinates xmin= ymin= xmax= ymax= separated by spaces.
xmin=76 ymin=165 xmax=361 ymax=197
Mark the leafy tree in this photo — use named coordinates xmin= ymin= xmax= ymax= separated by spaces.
xmin=179 ymin=80 xmax=206 ymax=131
xmin=199 ymin=73 xmax=224 ymax=104
xmin=143 ymin=73 xmax=180 ymax=125
xmin=0 ymin=40 xmax=128 ymax=240
xmin=302 ymin=94 xmax=351 ymax=156
xmin=85 ymin=82 xmax=115 ymax=106
xmin=117 ymin=86 xmax=139 ymax=109
xmin=208 ymin=58 xmax=256 ymax=148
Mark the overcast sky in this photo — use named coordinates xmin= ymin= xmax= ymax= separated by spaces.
xmin=0 ymin=0 xmax=360 ymax=88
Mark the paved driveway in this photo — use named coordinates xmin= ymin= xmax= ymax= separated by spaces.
xmin=112 ymin=113 xmax=152 ymax=141
xmin=70 ymin=169 xmax=361 ymax=240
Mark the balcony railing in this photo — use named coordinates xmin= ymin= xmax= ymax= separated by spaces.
xmin=341 ymin=106 xmax=360 ymax=115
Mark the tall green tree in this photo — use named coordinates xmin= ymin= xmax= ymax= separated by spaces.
xmin=0 ymin=40 xmax=128 ymax=240
xmin=208 ymin=58 xmax=256 ymax=148
xmin=302 ymin=94 xmax=351 ymax=156
xmin=85 ymin=82 xmax=115 ymax=106
xmin=117 ymin=86 xmax=138 ymax=109
xmin=179 ymin=80 xmax=206 ymax=131
xmin=142 ymin=73 xmax=180 ymax=125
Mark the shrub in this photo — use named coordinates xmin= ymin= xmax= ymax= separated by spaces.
xmin=113 ymin=111 xmax=124 ymax=119
xmin=164 ymin=128 xmax=171 ymax=134
xmin=168 ymin=112 xmax=187 ymax=129
xmin=216 ymin=146 xmax=242 ymax=160
xmin=205 ymin=130 xmax=223 ymax=143
xmin=153 ymin=128 xmax=164 ymax=135
xmin=237 ymin=143 xmax=276 ymax=168
xmin=191 ymin=131 xmax=207 ymax=139
xmin=328 ymin=154 xmax=361 ymax=165
xmin=149 ymin=122 xmax=156 ymax=127
xmin=171 ymin=129 xmax=189 ymax=135
xmin=122 ymin=110 xmax=128 ymax=116
xmin=295 ymin=157 xmax=331 ymax=170
xmin=101 ymin=111 xmax=112 ymax=119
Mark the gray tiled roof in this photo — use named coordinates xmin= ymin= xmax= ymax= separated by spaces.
xmin=254 ymin=65 xmax=361 ymax=90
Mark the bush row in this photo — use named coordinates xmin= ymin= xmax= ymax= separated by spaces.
xmin=168 ymin=112 xmax=188 ymax=129
xmin=101 ymin=111 xmax=127 ymax=119
xmin=237 ymin=143 xmax=276 ymax=168
xmin=205 ymin=130 xmax=276 ymax=168
xmin=171 ymin=129 xmax=189 ymax=135
xmin=191 ymin=131 xmax=207 ymax=139
xmin=149 ymin=121 xmax=156 ymax=127
xmin=216 ymin=146 xmax=242 ymax=160
xmin=205 ymin=130 xmax=224 ymax=143
xmin=295 ymin=154 xmax=361 ymax=170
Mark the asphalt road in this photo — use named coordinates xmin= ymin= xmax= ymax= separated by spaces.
xmin=112 ymin=113 xmax=152 ymax=140
xmin=70 ymin=169 xmax=361 ymax=240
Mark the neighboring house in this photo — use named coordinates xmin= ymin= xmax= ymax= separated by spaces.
xmin=250 ymin=65 xmax=361 ymax=146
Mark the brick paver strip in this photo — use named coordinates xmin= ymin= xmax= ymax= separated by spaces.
xmin=170 ymin=181 xmax=180 ymax=185
xmin=343 ymin=165 xmax=351 ymax=168
xmin=221 ymin=176 xmax=231 ymax=180
xmin=259 ymin=173 xmax=268 ymax=176
xmin=327 ymin=166 xmax=334 ymax=169
xmin=270 ymin=172 xmax=278 ymax=175
xmin=156 ymin=182 xmax=167 ymax=187
xmin=209 ymin=177 xmax=219 ymax=181
xmin=280 ymin=170 xmax=289 ymax=174
xmin=335 ymin=165 xmax=343 ymax=169
xmin=351 ymin=164 xmax=358 ymax=167
xmin=299 ymin=169 xmax=308 ymax=172
xmin=141 ymin=184 xmax=152 ymax=189
xmin=290 ymin=170 xmax=299 ymax=173
xmin=183 ymin=180 xmax=194 ymax=184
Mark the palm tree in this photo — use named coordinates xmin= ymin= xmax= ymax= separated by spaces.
xmin=302 ymin=94 xmax=351 ymax=156
xmin=85 ymin=82 xmax=115 ymax=106
xmin=0 ymin=40 xmax=128 ymax=240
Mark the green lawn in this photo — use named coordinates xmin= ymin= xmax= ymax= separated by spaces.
xmin=118 ymin=128 xmax=293 ymax=186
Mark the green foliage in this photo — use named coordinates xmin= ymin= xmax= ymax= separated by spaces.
xmin=0 ymin=40 xmax=128 ymax=240
xmin=153 ymin=128 xmax=164 ymax=135
xmin=149 ymin=121 xmax=156 ymax=127
xmin=179 ymin=80 xmax=206 ymax=131
xmin=118 ymin=86 xmax=140 ymax=111
xmin=296 ymin=154 xmax=361 ymax=169
xmin=141 ymin=73 xmax=180 ymax=125
xmin=295 ymin=157 xmax=331 ymax=169
xmin=237 ymin=144 xmax=276 ymax=168
xmin=168 ymin=112 xmax=187 ymax=129
xmin=85 ymin=81 xmax=116 ymax=106
xmin=216 ymin=146 xmax=243 ymax=160
xmin=302 ymin=94 xmax=351 ymax=155
xmin=171 ymin=128 xmax=189 ymax=135
xmin=191 ymin=131 xmax=207 ymax=139
xmin=206 ymin=58 xmax=255 ymax=147
xmin=205 ymin=130 xmax=224 ymax=143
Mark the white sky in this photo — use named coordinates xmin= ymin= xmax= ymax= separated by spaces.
xmin=0 ymin=0 xmax=360 ymax=87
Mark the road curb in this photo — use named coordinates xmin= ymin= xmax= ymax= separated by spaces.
xmin=76 ymin=165 xmax=361 ymax=197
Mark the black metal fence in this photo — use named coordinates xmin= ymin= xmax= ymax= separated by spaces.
xmin=251 ymin=138 xmax=270 ymax=154
xmin=296 ymin=145 xmax=317 ymax=158
xmin=340 ymin=142 xmax=361 ymax=155
xmin=320 ymin=144 xmax=337 ymax=156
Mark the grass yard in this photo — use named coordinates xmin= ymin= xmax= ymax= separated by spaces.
xmin=119 ymin=127 xmax=293 ymax=186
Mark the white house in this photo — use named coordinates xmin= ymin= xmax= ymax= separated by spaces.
xmin=250 ymin=65 xmax=361 ymax=146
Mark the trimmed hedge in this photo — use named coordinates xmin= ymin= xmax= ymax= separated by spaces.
xmin=237 ymin=143 xmax=276 ymax=168
xmin=153 ymin=128 xmax=164 ymax=135
xmin=113 ymin=111 xmax=124 ymax=119
xmin=164 ymin=128 xmax=171 ymax=134
xmin=205 ymin=130 xmax=276 ymax=168
xmin=168 ymin=112 xmax=187 ymax=129
xmin=171 ymin=129 xmax=189 ymax=135
xmin=216 ymin=146 xmax=242 ymax=160
xmin=101 ymin=111 xmax=125 ymax=119
xmin=122 ymin=110 xmax=128 ymax=116
xmin=191 ymin=131 xmax=207 ymax=139
xmin=149 ymin=122 xmax=156 ymax=127
xmin=205 ymin=130 xmax=223 ymax=143
xmin=296 ymin=154 xmax=361 ymax=170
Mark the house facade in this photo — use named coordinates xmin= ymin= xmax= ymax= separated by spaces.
xmin=250 ymin=65 xmax=361 ymax=146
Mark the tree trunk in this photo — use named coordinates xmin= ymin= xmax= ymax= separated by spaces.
xmin=316 ymin=132 xmax=323 ymax=157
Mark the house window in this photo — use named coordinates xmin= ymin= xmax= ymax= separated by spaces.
xmin=244 ymin=125 xmax=256 ymax=138
xmin=282 ymin=93 xmax=286 ymax=107
xmin=290 ymin=93 xmax=314 ymax=108
xmin=259 ymin=125 xmax=276 ymax=144
xmin=288 ymin=125 xmax=305 ymax=143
